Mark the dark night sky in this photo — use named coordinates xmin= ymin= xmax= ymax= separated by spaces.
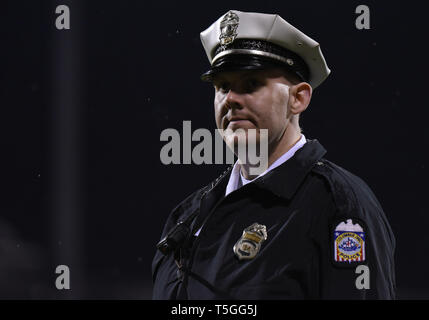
xmin=0 ymin=0 xmax=427 ymax=299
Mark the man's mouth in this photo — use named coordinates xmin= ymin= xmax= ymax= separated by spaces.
xmin=225 ymin=116 xmax=254 ymax=130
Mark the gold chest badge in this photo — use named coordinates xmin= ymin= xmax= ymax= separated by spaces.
xmin=233 ymin=223 xmax=267 ymax=260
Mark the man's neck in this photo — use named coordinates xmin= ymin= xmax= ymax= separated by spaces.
xmin=240 ymin=126 xmax=302 ymax=180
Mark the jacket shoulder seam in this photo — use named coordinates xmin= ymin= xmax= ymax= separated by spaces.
xmin=311 ymin=160 xmax=360 ymax=215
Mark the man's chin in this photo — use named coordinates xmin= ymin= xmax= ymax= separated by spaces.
xmin=223 ymin=131 xmax=260 ymax=152
xmin=227 ymin=120 xmax=255 ymax=131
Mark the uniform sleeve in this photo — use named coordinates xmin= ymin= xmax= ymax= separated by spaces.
xmin=312 ymin=168 xmax=396 ymax=299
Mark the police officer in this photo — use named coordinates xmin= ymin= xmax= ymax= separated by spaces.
xmin=152 ymin=10 xmax=395 ymax=299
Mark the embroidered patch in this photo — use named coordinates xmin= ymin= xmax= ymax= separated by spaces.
xmin=334 ymin=219 xmax=365 ymax=263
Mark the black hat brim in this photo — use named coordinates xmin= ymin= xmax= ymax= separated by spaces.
xmin=201 ymin=54 xmax=295 ymax=82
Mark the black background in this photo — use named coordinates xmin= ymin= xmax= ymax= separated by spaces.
xmin=0 ymin=0 xmax=427 ymax=299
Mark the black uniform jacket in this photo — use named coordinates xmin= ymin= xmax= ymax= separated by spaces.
xmin=152 ymin=139 xmax=396 ymax=299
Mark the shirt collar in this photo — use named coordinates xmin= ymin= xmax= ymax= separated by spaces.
xmin=225 ymin=134 xmax=307 ymax=196
xmin=224 ymin=138 xmax=327 ymax=199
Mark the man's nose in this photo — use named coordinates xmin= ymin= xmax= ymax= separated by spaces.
xmin=225 ymin=89 xmax=243 ymax=110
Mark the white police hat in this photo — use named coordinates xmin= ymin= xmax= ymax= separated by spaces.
xmin=200 ymin=10 xmax=331 ymax=88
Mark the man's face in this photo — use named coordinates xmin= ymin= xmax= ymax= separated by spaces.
xmin=213 ymin=68 xmax=292 ymax=152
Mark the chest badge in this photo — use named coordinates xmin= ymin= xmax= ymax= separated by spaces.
xmin=333 ymin=219 xmax=366 ymax=263
xmin=233 ymin=223 xmax=267 ymax=260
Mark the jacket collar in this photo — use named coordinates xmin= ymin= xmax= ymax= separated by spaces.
xmin=252 ymin=139 xmax=327 ymax=200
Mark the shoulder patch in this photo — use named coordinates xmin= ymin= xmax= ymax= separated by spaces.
xmin=333 ymin=219 xmax=366 ymax=265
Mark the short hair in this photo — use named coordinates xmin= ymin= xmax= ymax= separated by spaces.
xmin=280 ymin=67 xmax=302 ymax=85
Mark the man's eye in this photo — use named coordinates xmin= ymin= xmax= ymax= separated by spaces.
xmin=247 ymin=78 xmax=260 ymax=89
xmin=218 ymin=83 xmax=230 ymax=92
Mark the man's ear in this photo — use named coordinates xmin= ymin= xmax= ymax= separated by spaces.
xmin=288 ymin=82 xmax=312 ymax=115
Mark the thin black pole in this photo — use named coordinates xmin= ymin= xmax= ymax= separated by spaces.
xmin=46 ymin=0 xmax=87 ymax=299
